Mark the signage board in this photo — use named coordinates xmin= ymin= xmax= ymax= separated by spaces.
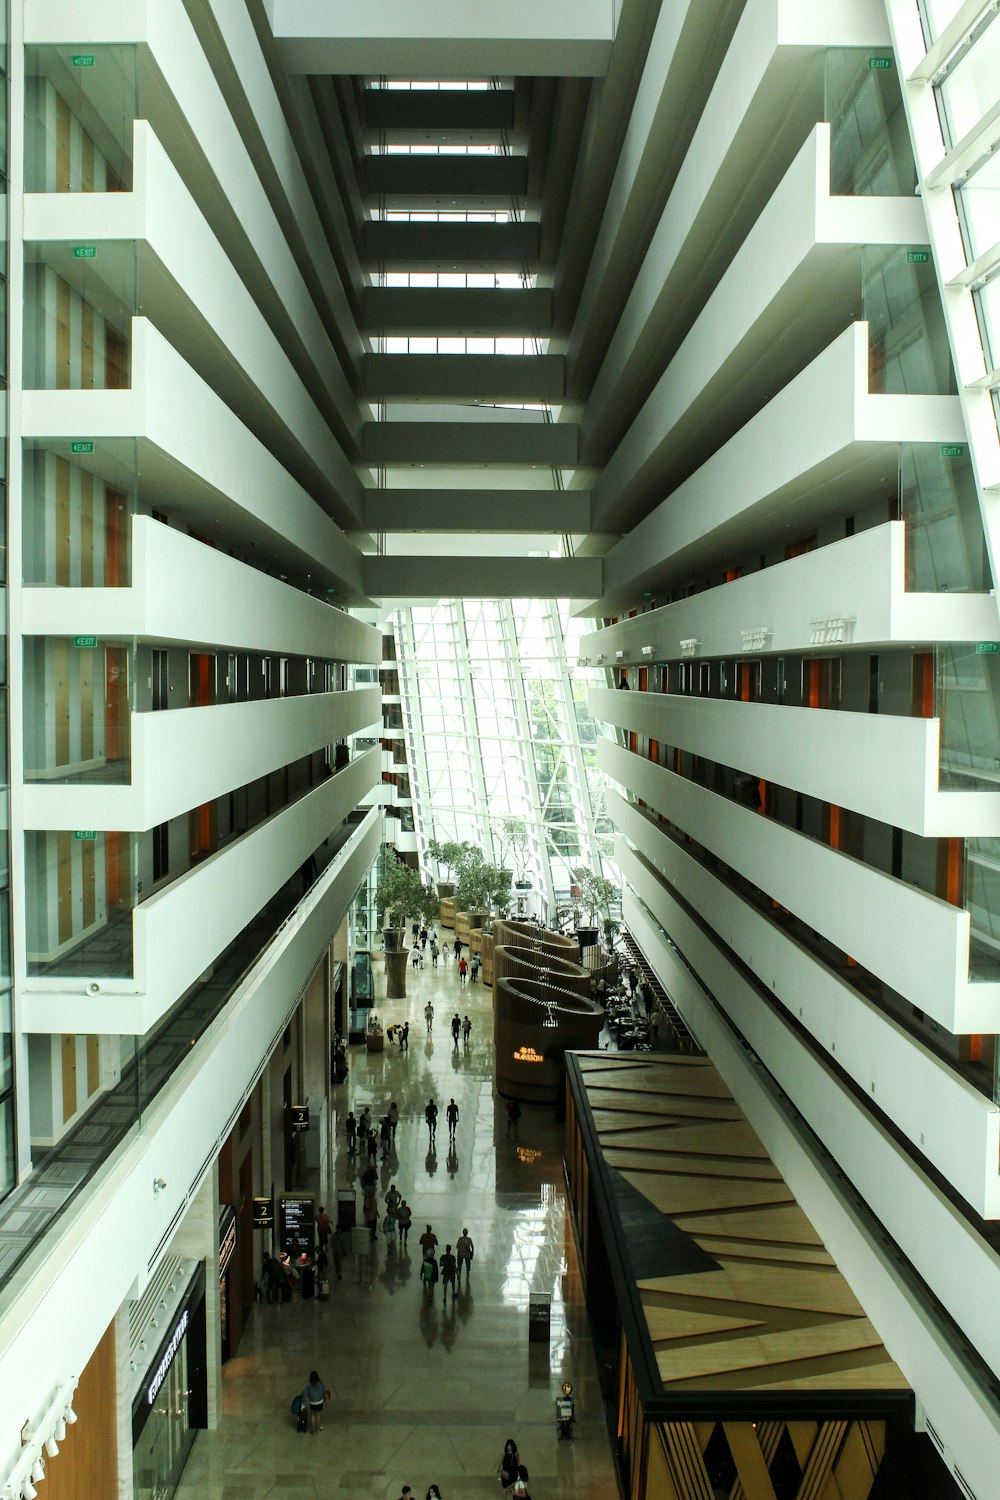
xmin=513 ymin=1046 xmax=545 ymax=1064
xmin=72 ymin=245 xmax=97 ymax=259
xmin=288 ymin=1103 xmax=309 ymax=1132
xmin=73 ymin=635 xmax=97 ymax=648
xmin=146 ymin=1309 xmax=188 ymax=1407
xmin=869 ymin=56 xmax=893 ymax=68
xmin=218 ymin=1205 xmax=237 ymax=1276
xmin=252 ymin=1197 xmax=274 ymax=1229
xmin=905 ymin=250 xmax=929 ymax=264
xmin=976 ymin=642 xmax=999 ymax=655
xmin=72 ymin=54 xmax=95 ymax=67
xmin=279 ymin=1194 xmax=315 ymax=1257
xmin=73 ymin=830 xmax=97 ymax=841
xmin=940 ymin=444 xmax=965 ymax=458
xmin=70 ymin=440 xmax=94 ymax=454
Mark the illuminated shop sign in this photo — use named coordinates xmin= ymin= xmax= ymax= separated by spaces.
xmin=513 ymin=1046 xmax=544 ymax=1063
xmin=218 ymin=1207 xmax=237 ymax=1276
xmin=146 ymin=1309 xmax=188 ymax=1406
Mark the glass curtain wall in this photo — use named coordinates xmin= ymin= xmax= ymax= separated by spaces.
xmin=394 ymin=599 xmax=611 ymax=917
xmin=0 ymin=5 xmax=11 ymax=1203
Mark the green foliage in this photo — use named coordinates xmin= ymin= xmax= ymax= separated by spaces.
xmin=426 ymin=837 xmax=475 ymax=880
xmin=571 ymin=865 xmax=619 ymax=927
xmin=375 ymin=849 xmax=438 ymax=930
xmin=491 ymin=815 xmax=529 ymax=873
xmin=454 ymin=845 xmax=513 ymax=919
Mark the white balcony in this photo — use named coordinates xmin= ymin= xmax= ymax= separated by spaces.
xmin=24 ymin=121 xmax=364 ymax=529
xmin=612 ymin=802 xmax=1000 ymax=1219
xmin=22 ymin=686 xmax=382 ymax=832
xmin=591 ymin=125 xmax=929 ymax=529
xmin=21 ymin=750 xmax=379 ymax=1034
xmin=0 ymin=807 xmax=380 ymax=1456
xmin=595 ymin=325 xmax=967 ymax=606
xmin=590 ymin=683 xmax=1000 ymax=837
xmin=585 ymin=522 xmax=998 ymax=657
xmin=21 ymin=318 xmax=366 ymax=601
xmin=599 ymin=737 xmax=1000 ymax=1031
xmin=23 ymin=516 xmax=380 ymax=662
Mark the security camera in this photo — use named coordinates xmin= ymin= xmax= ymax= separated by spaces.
xmin=88 ymin=982 xmax=101 ymax=994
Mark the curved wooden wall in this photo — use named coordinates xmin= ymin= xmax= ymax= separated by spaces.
xmin=494 ymin=975 xmax=604 ymax=1102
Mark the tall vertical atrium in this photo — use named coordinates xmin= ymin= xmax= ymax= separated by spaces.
xmin=2 ymin=2 xmax=1000 ymax=1498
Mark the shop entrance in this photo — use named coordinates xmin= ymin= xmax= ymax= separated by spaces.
xmin=133 ymin=1336 xmax=195 ymax=1500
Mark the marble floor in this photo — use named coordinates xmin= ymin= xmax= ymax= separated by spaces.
xmin=175 ymin=949 xmax=619 ymax=1500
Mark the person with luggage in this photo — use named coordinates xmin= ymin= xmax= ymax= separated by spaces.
xmin=301 ymin=1370 xmax=326 ymax=1434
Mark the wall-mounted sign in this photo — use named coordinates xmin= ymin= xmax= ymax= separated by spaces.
xmin=73 ymin=830 xmax=97 ymax=841
xmin=288 ymin=1103 xmax=309 ymax=1132
xmin=513 ymin=1046 xmax=545 ymax=1064
xmin=72 ymin=54 xmax=95 ymax=67
xmin=279 ymin=1195 xmax=315 ymax=1257
xmin=976 ymin=642 xmax=999 ymax=655
xmin=73 ymin=245 xmax=97 ymax=260
xmin=941 ymin=445 xmax=965 ymax=458
xmin=868 ymin=56 xmax=893 ymax=69
xmin=905 ymin=250 xmax=929 ymax=264
xmin=70 ymin=440 xmax=94 ymax=454
xmin=218 ymin=1205 xmax=237 ymax=1276
xmin=73 ymin=635 xmax=97 ymax=648
xmin=146 ymin=1308 xmax=188 ymax=1407
xmin=252 ymin=1197 xmax=274 ymax=1229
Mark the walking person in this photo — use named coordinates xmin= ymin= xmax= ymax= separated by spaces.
xmin=388 ymin=1100 xmax=399 ymax=1141
xmin=430 ymin=939 xmax=439 ymax=967
xmin=316 ymin=1205 xmax=331 ymax=1250
xmin=470 ymin=953 xmax=481 ymax=983
xmin=385 ymin=1182 xmax=401 ymax=1217
xmin=358 ymin=1106 xmax=372 ymax=1143
xmin=426 ymin=1486 xmax=443 ymax=1500
xmin=462 ymin=1015 xmax=472 ymax=1045
xmin=380 ymin=1115 xmax=392 ymax=1158
xmin=344 ymin=1112 xmax=358 ymax=1155
xmin=511 ymin=1465 xmax=530 ymax=1498
xmin=456 ymin=1228 xmax=474 ymax=1283
xmin=366 ymin=1128 xmax=379 ymax=1163
xmin=364 ymin=1194 xmax=379 ymax=1243
xmin=419 ymin=1224 xmax=438 ymax=1257
xmin=451 ymin=1013 xmax=461 ymax=1049
xmin=458 ymin=956 xmax=468 ymax=984
xmin=420 ymin=926 xmax=428 ymax=949
xmin=446 ymin=1097 xmax=459 ymax=1142
xmin=420 ymin=1252 xmax=439 ymax=1299
xmin=383 ymin=1210 xmax=398 ymax=1250
xmin=424 ymin=1001 xmax=434 ymax=1034
xmin=401 ymin=1022 xmax=410 ymax=1053
xmin=505 ymin=1099 xmax=521 ymax=1139
xmin=397 ymin=1200 xmax=412 ymax=1248
xmin=453 ymin=941 xmax=462 ymax=967
xmin=440 ymin=1244 xmax=458 ymax=1301
xmin=425 ymin=1097 xmax=438 ymax=1141
xmin=301 ymin=1370 xmax=327 ymax=1434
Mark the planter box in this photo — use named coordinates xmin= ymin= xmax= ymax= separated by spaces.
xmin=366 ymin=1033 xmax=384 ymax=1053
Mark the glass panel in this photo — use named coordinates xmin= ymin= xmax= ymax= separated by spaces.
xmin=864 ymin=244 xmax=957 ymax=395
xmin=937 ymin=644 xmax=1000 ymax=790
xmin=22 ymin=442 xmax=137 ymax=586
xmin=973 ymin=274 xmax=1000 ymax=378
xmin=956 ymin=150 xmax=1000 ymax=264
xmin=25 ymin=44 xmax=138 ymax=192
xmin=918 ymin=0 xmax=969 ymax=43
xmin=0 ymin=1095 xmax=13 ymax=1202
xmin=23 ymin=240 xmax=136 ymax=390
xmin=25 ymin=830 xmax=137 ymax=977
xmin=23 ymin=638 xmax=132 ymax=783
xmin=967 ymin=838 xmax=1000 ymax=980
xmin=901 ymin=442 xmax=991 ymax=591
xmin=937 ymin=12 xmax=1000 ymax=144
xmin=825 ymin=49 xmax=916 ymax=196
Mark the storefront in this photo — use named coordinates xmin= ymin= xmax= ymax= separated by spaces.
xmin=217 ymin=1204 xmax=237 ymax=1364
xmin=131 ymin=1266 xmax=207 ymax=1500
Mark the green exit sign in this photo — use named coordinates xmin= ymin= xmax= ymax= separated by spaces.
xmin=941 ymin=444 xmax=965 ymax=458
xmin=73 ymin=830 xmax=97 ymax=841
xmin=906 ymin=250 xmax=929 ymax=264
xmin=869 ymin=56 xmax=893 ymax=69
xmin=73 ymin=635 xmax=97 ymax=649
xmin=976 ymin=642 xmax=999 ymax=655
xmin=73 ymin=245 xmax=97 ymax=260
xmin=70 ymin=440 xmax=94 ymax=454
xmin=72 ymin=54 xmax=95 ymax=67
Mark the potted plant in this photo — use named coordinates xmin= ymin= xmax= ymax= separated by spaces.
xmin=426 ymin=836 xmax=474 ymax=897
xmin=571 ymin=865 xmax=619 ymax=952
xmin=374 ymin=850 xmax=438 ymax=998
xmin=455 ymin=846 xmax=513 ymax=926
xmin=491 ymin=816 xmax=531 ymax=888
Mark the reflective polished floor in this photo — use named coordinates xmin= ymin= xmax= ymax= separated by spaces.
xmin=175 ymin=948 xmax=619 ymax=1500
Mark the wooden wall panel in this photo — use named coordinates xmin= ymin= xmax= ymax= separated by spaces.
xmin=41 ymin=1321 xmax=118 ymax=1500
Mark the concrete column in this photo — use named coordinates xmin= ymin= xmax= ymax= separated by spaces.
xmin=113 ymin=1303 xmax=135 ymax=1500
xmin=172 ymin=1173 xmax=223 ymax=1429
